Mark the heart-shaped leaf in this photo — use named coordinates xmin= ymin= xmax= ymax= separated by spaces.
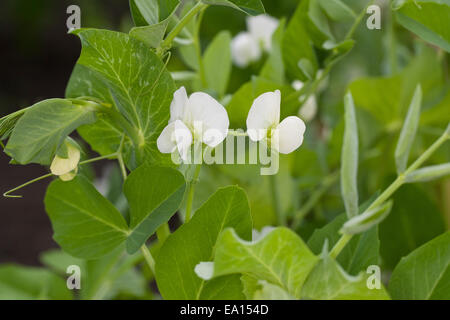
xmin=66 ymin=29 xmax=176 ymax=169
xmin=155 ymin=186 xmax=253 ymax=299
xmin=125 ymin=164 xmax=186 ymax=253
xmin=5 ymin=99 xmax=97 ymax=165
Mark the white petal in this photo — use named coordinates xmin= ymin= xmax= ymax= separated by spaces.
xmin=273 ymin=116 xmax=306 ymax=154
xmin=169 ymin=87 xmax=189 ymax=123
xmin=292 ymin=80 xmax=304 ymax=91
xmin=231 ymin=32 xmax=261 ymax=68
xmin=173 ymin=120 xmax=193 ymax=161
xmin=246 ymin=90 xmax=281 ymax=141
xmin=186 ymin=92 xmax=229 ymax=147
xmin=194 ymin=262 xmax=214 ymax=281
xmin=59 ymin=167 xmax=78 ymax=182
xmin=246 ymin=14 xmax=279 ymax=51
xmin=298 ymin=95 xmax=317 ymax=122
xmin=157 ymin=122 xmax=177 ymax=153
xmin=50 ymin=144 xmax=80 ymax=176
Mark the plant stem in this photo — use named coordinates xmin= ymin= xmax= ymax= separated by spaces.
xmin=330 ymin=128 xmax=450 ymax=258
xmin=185 ymin=164 xmax=202 ymax=223
xmin=140 ymin=245 xmax=156 ymax=274
xmin=291 ymin=171 xmax=340 ymax=229
xmin=3 ymin=153 xmax=118 ymax=198
xmin=3 ymin=173 xmax=53 ymax=198
xmin=156 ymin=223 xmax=171 ymax=244
xmin=116 ymin=135 xmax=127 ymax=181
xmin=79 ymin=153 xmax=118 ymax=165
xmin=160 ymin=1 xmax=208 ymax=51
xmin=344 ymin=0 xmax=374 ymax=41
xmin=330 ymin=233 xmax=353 ymax=259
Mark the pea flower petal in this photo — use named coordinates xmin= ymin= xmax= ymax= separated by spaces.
xmin=246 ymin=90 xmax=281 ymax=141
xmin=157 ymin=87 xmax=229 ymax=160
xmin=246 ymin=90 xmax=306 ymax=154
xmin=273 ymin=116 xmax=306 ymax=154
xmin=169 ymin=86 xmax=189 ymax=123
xmin=50 ymin=142 xmax=80 ymax=177
xmin=230 ymin=32 xmax=261 ymax=68
xmin=246 ymin=14 xmax=279 ymax=51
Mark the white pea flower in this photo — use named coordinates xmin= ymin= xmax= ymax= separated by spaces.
xmin=291 ymin=80 xmax=318 ymax=122
xmin=246 ymin=14 xmax=279 ymax=51
xmin=157 ymin=87 xmax=229 ymax=161
xmin=231 ymin=14 xmax=278 ymax=68
xmin=231 ymin=33 xmax=261 ymax=68
xmin=50 ymin=141 xmax=80 ymax=181
xmin=246 ymin=90 xmax=306 ymax=154
xmin=298 ymin=96 xmax=318 ymax=122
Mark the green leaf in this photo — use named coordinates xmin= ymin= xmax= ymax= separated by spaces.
xmin=301 ymin=246 xmax=390 ymax=300
xmin=394 ymin=0 xmax=450 ymax=52
xmin=379 ymin=184 xmax=446 ymax=269
xmin=349 ymin=47 xmax=442 ymax=125
xmin=318 ymin=0 xmax=356 ymax=21
xmin=241 ymin=275 xmax=296 ymax=300
xmin=282 ymin=0 xmax=318 ymax=81
xmin=260 ymin=19 xmax=286 ymax=84
xmin=203 ymin=31 xmax=232 ymax=98
xmin=0 ymin=265 xmax=72 ymax=300
xmin=129 ymin=0 xmax=180 ymax=47
xmin=203 ymin=0 xmax=265 ymax=15
xmin=405 ymin=163 xmax=450 ymax=183
xmin=125 ymin=165 xmax=186 ymax=253
xmin=341 ymin=201 xmax=393 ymax=235
xmin=389 ymin=231 xmax=450 ymax=299
xmin=130 ymin=0 xmax=179 ymax=26
xmin=67 ymin=29 xmax=176 ymax=169
xmin=395 ymin=85 xmax=422 ymax=174
xmin=4 ymin=99 xmax=97 ymax=165
xmin=203 ymin=227 xmax=318 ymax=298
xmin=45 ymin=176 xmax=129 ymax=259
xmin=40 ymin=249 xmax=85 ymax=275
xmin=308 ymin=213 xmax=381 ymax=275
xmin=155 ymin=186 xmax=253 ymax=299
xmin=341 ymin=92 xmax=359 ymax=218
xmin=0 ymin=107 xmax=31 ymax=140
xmin=307 ymin=0 xmax=335 ymax=46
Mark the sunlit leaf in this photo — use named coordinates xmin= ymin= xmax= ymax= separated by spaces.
xmin=5 ymin=99 xmax=97 ymax=165
xmin=155 ymin=186 xmax=252 ymax=299
xmin=202 ymin=227 xmax=318 ymax=298
xmin=389 ymin=231 xmax=450 ymax=299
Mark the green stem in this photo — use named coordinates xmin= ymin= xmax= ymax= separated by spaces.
xmin=140 ymin=245 xmax=156 ymax=274
xmin=292 ymin=171 xmax=339 ymax=229
xmin=79 ymin=153 xmax=118 ymax=165
xmin=344 ymin=1 xmax=374 ymax=41
xmin=116 ymin=135 xmax=127 ymax=181
xmin=156 ymin=223 xmax=171 ymax=244
xmin=160 ymin=1 xmax=208 ymax=50
xmin=330 ymin=128 xmax=450 ymax=258
xmin=330 ymin=233 xmax=353 ymax=259
xmin=185 ymin=164 xmax=202 ymax=223
xmin=3 ymin=173 xmax=53 ymax=198
xmin=270 ymin=174 xmax=284 ymax=225
xmin=3 ymin=153 xmax=118 ymax=198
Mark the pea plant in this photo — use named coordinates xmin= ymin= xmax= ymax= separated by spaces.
xmin=0 ymin=0 xmax=449 ymax=300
